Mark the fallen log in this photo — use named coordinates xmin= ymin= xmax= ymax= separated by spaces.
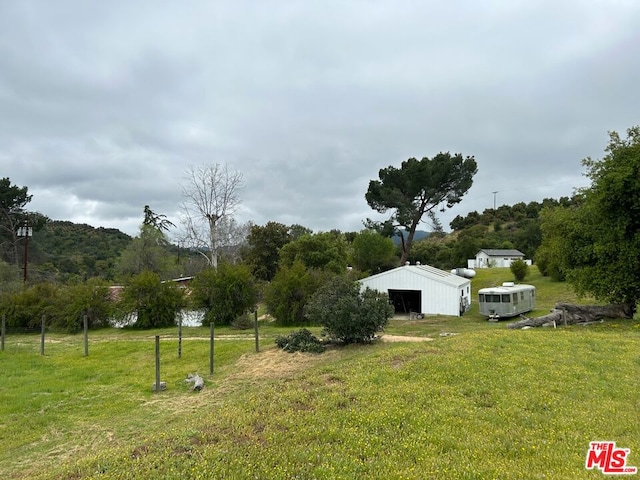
xmin=186 ymin=373 xmax=205 ymax=391
xmin=506 ymin=303 xmax=634 ymax=329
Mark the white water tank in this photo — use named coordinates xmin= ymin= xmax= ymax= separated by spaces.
xmin=451 ymin=268 xmax=476 ymax=279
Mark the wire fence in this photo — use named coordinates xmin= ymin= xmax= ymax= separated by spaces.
xmin=0 ymin=312 xmax=261 ymax=365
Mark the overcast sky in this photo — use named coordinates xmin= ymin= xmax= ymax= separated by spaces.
xmin=2 ymin=1 xmax=639 ymax=238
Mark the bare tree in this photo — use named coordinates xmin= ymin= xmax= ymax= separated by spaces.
xmin=215 ymin=216 xmax=251 ymax=264
xmin=180 ymin=164 xmax=243 ymax=269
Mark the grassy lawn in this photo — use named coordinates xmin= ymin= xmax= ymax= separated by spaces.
xmin=1 ymin=268 xmax=639 ymax=479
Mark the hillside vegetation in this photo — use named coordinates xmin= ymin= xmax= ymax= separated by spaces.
xmin=16 ymin=196 xmax=573 ymax=284
xmin=30 ymin=221 xmax=132 ymax=281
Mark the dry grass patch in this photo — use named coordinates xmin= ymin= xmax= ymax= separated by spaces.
xmin=228 ymin=347 xmax=341 ymax=380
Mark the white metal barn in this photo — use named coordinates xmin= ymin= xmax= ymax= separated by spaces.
xmin=359 ymin=264 xmax=472 ymax=317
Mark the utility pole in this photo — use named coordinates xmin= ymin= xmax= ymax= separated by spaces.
xmin=17 ymin=222 xmax=32 ymax=286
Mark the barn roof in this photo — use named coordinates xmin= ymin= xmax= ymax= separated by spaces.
xmin=360 ymin=264 xmax=469 ymax=288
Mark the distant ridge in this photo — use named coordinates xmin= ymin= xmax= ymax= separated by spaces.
xmin=392 ymin=230 xmax=430 ymax=245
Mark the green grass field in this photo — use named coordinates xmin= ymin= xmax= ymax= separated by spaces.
xmin=1 ymin=268 xmax=639 ymax=479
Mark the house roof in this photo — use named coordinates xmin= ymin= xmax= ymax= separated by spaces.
xmin=360 ymin=264 xmax=469 ymax=288
xmin=477 ymin=249 xmax=525 ymax=257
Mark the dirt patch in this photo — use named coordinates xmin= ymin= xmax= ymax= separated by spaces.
xmin=380 ymin=334 xmax=434 ymax=343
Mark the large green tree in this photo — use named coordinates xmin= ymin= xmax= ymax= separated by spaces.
xmin=278 ymin=231 xmax=349 ymax=274
xmin=365 ymin=152 xmax=477 ymax=264
xmin=115 ymin=207 xmax=177 ymax=280
xmin=244 ymin=221 xmax=292 ymax=281
xmin=350 ymin=229 xmax=396 ymax=274
xmin=535 ymin=206 xmax=576 ymax=280
xmin=540 ymin=126 xmax=640 ymax=308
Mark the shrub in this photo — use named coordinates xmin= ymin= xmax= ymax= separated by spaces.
xmin=305 ymin=276 xmax=394 ymax=344
xmin=275 ymin=328 xmax=324 ymax=353
xmin=0 ymin=282 xmax=59 ymax=329
xmin=510 ymin=259 xmax=529 ymax=282
xmin=190 ymin=262 xmax=258 ymax=326
xmin=49 ymin=278 xmax=113 ymax=332
xmin=264 ymin=261 xmax=330 ymax=326
xmin=117 ymin=270 xmax=185 ymax=328
xmin=231 ymin=313 xmax=254 ymax=330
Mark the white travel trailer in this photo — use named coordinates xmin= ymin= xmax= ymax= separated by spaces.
xmin=478 ymin=282 xmax=536 ymax=320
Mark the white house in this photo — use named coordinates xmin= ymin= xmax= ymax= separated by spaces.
xmin=358 ymin=263 xmax=471 ymax=317
xmin=468 ymin=249 xmax=531 ymax=269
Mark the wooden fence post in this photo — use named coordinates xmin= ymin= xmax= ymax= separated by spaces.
xmin=83 ymin=314 xmax=89 ymax=357
xmin=154 ymin=335 xmax=161 ymax=393
xmin=40 ymin=315 xmax=45 ymax=356
xmin=178 ymin=313 xmax=182 ymax=359
xmin=209 ymin=322 xmax=214 ymax=375
xmin=254 ymin=311 xmax=259 ymax=353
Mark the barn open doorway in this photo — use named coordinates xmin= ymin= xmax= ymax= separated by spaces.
xmin=388 ymin=289 xmax=421 ymax=314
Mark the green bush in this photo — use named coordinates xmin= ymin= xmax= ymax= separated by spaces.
xmin=305 ymin=276 xmax=394 ymax=344
xmin=275 ymin=328 xmax=324 ymax=353
xmin=48 ymin=278 xmax=113 ymax=332
xmin=0 ymin=282 xmax=59 ymax=329
xmin=117 ymin=270 xmax=185 ymax=328
xmin=190 ymin=262 xmax=258 ymax=326
xmin=264 ymin=261 xmax=330 ymax=326
xmin=231 ymin=313 xmax=254 ymax=330
xmin=510 ymin=259 xmax=529 ymax=282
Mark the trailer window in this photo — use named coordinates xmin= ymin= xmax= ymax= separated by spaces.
xmin=513 ymin=293 xmax=518 ymax=305
xmin=520 ymin=292 xmax=524 ymax=300
xmin=480 ymin=294 xmax=505 ymax=302
xmin=501 ymin=294 xmax=510 ymax=303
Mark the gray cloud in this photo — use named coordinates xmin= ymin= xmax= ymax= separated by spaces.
xmin=1 ymin=0 xmax=639 ymax=237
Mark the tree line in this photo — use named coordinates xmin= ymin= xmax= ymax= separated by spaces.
xmin=2 ymin=124 xmax=639 ymax=330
